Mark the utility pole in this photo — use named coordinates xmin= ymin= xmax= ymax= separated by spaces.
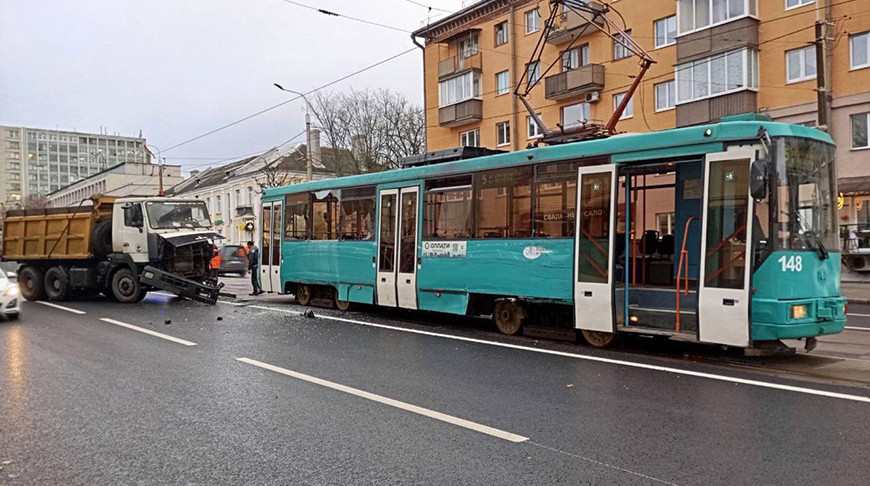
xmin=814 ymin=20 xmax=830 ymax=132
xmin=158 ymin=157 xmax=165 ymax=196
xmin=274 ymin=84 xmax=313 ymax=181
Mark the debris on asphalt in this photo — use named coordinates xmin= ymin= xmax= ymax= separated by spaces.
xmin=566 ymin=384 xmax=574 ymax=388
xmin=217 ymin=316 xmax=223 ymax=321
xmin=303 ymin=310 xmax=315 ymax=318
xmin=164 ymin=320 xmax=172 ymax=325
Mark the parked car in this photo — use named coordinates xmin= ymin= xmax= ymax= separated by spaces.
xmin=0 ymin=268 xmax=20 ymax=320
xmin=219 ymin=245 xmax=248 ymax=277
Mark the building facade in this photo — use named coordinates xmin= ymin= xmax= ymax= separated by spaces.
xmin=0 ymin=125 xmax=149 ymax=204
xmin=46 ymin=162 xmax=183 ymax=208
xmin=412 ymin=0 xmax=870 ymax=231
xmin=168 ymin=143 xmax=336 ymax=245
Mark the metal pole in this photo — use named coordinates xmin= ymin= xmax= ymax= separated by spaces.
xmin=814 ymin=20 xmax=829 ymax=131
xmin=159 ymin=157 xmax=165 ymax=195
xmin=305 ymin=110 xmax=312 ymax=181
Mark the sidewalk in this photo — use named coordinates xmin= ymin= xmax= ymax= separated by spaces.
xmin=842 ymin=282 xmax=870 ymax=304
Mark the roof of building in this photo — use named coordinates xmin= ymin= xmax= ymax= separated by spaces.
xmin=45 ymin=161 xmax=181 ymax=197
xmin=168 ymin=144 xmax=344 ymax=196
xmin=411 ymin=0 xmax=519 ymax=41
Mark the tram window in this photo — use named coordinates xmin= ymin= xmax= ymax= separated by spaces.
xmin=577 ymin=172 xmax=612 ymax=283
xmin=284 ymin=193 xmax=309 ymax=240
xmin=379 ymin=193 xmax=397 ymax=272
xmin=534 ymin=161 xmax=580 ymax=237
xmin=475 ymin=166 xmax=532 ymax=238
xmin=340 ymin=186 xmax=376 ymax=240
xmin=704 ymin=159 xmax=749 ymax=289
xmin=399 ymin=191 xmax=417 ymax=273
xmin=424 ymin=176 xmax=473 ymax=239
xmin=262 ymin=205 xmax=272 ymax=266
xmin=311 ymin=192 xmax=339 ymax=241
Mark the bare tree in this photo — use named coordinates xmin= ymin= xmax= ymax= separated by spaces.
xmin=311 ymin=88 xmax=425 ymax=174
xmin=22 ymin=195 xmax=50 ymax=210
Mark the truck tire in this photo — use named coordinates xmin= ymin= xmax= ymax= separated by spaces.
xmin=44 ymin=266 xmax=70 ymax=301
xmin=111 ymin=268 xmax=144 ymax=303
xmin=91 ymin=220 xmax=113 ymax=256
xmin=18 ymin=266 xmax=45 ymax=301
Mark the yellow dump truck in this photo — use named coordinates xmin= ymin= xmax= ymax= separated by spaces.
xmin=2 ymin=196 xmax=223 ymax=304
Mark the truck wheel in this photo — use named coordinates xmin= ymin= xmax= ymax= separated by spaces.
xmin=111 ymin=268 xmax=143 ymax=304
xmin=18 ymin=266 xmax=45 ymax=301
xmin=493 ymin=299 xmax=525 ymax=335
xmin=91 ymin=220 xmax=113 ymax=256
xmin=44 ymin=266 xmax=70 ymax=301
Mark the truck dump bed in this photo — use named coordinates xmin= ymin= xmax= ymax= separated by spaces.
xmin=1 ymin=198 xmax=115 ymax=262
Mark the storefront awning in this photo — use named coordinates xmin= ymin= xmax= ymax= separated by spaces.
xmin=839 ymin=176 xmax=870 ymax=196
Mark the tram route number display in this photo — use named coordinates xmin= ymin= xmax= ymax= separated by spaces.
xmin=422 ymin=241 xmax=467 ymax=258
xmin=778 ymin=255 xmax=803 ymax=272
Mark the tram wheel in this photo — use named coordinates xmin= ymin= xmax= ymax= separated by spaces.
xmin=296 ymin=284 xmax=312 ymax=306
xmin=493 ymin=299 xmax=525 ymax=335
xmin=334 ymin=288 xmax=352 ymax=312
xmin=581 ymin=330 xmax=618 ymax=348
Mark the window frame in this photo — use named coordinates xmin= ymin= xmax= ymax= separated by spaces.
xmin=675 ymin=48 xmax=759 ymax=105
xmin=460 ymin=128 xmax=480 ymax=147
xmin=613 ymin=29 xmax=633 ymax=60
xmin=496 ymin=121 xmax=511 ymax=147
xmin=527 ymin=114 xmax=543 ymax=139
xmin=613 ymin=92 xmax=634 ymax=119
xmin=852 ymin=112 xmax=870 ymax=150
xmin=495 ymin=21 xmax=509 ymax=46
xmin=654 ymin=16 xmax=677 ymax=48
xmin=495 ymin=70 xmax=511 ymax=96
xmin=423 ymin=176 xmax=474 ymax=240
xmin=562 ymin=102 xmax=591 ymax=128
xmin=677 ymin=0 xmax=757 ymax=37
xmin=785 ymin=0 xmax=814 ymax=11
xmin=851 ymin=31 xmax=870 ymax=71
xmin=438 ymin=71 xmax=482 ymax=108
xmin=525 ymin=8 xmax=541 ymax=34
xmin=655 ymin=80 xmax=676 ymax=112
xmin=785 ymin=45 xmax=817 ymax=83
xmin=527 ymin=61 xmax=542 ymax=84
xmin=339 ymin=186 xmax=376 ymax=241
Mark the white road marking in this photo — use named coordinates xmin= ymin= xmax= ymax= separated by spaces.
xmin=241 ymin=304 xmax=870 ymax=404
xmin=36 ymin=301 xmax=86 ymax=315
xmin=847 ymin=313 xmax=870 ymax=317
xmin=99 ymin=318 xmax=197 ymax=346
xmin=250 ymin=304 xmax=301 ymax=314
xmin=237 ymin=357 xmax=529 ymax=443
xmin=845 ymin=326 xmax=870 ymax=332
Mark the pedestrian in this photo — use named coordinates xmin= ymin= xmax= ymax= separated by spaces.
xmin=247 ymin=240 xmax=262 ymax=295
xmin=210 ymin=245 xmax=221 ymax=279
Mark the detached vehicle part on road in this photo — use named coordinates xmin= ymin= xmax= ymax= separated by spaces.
xmin=1 ymin=196 xmax=223 ymax=304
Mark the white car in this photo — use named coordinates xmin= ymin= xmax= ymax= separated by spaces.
xmin=0 ymin=269 xmax=21 ymax=320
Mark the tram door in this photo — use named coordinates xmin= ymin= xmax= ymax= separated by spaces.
xmin=574 ymin=166 xmax=618 ymax=332
xmin=697 ymin=149 xmax=755 ymax=347
xmin=260 ymin=202 xmax=283 ymax=293
xmin=376 ymin=187 xmax=419 ymax=309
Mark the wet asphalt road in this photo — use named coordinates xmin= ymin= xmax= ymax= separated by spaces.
xmin=846 ymin=302 xmax=870 ymax=329
xmin=2 ymin=293 xmax=870 ymax=486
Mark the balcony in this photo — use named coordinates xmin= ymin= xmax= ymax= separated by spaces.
xmin=235 ymin=205 xmax=255 ymax=218
xmin=438 ymin=52 xmax=482 ymax=79
xmin=544 ymin=64 xmax=605 ymax=101
xmin=438 ymin=99 xmax=483 ymax=127
xmin=546 ymin=2 xmax=605 ymax=45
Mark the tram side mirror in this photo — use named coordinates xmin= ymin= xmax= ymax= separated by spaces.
xmin=750 ymin=160 xmax=768 ymax=201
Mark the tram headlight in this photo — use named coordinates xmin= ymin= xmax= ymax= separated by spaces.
xmin=791 ymin=305 xmax=807 ymax=320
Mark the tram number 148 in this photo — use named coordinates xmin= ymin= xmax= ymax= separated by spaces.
xmin=778 ymin=255 xmax=803 ymax=272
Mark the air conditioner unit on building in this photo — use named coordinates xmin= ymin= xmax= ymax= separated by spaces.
xmin=585 ymin=91 xmax=600 ymax=103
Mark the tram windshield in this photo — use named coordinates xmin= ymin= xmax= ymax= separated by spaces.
xmin=765 ymin=137 xmax=837 ymax=255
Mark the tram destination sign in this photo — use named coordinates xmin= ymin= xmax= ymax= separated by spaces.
xmin=422 ymin=241 xmax=467 ymax=258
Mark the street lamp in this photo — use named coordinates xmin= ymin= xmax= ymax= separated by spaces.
xmin=273 ymin=83 xmax=313 ymax=182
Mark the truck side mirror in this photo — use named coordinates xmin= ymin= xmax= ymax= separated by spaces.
xmin=123 ymin=203 xmax=144 ymax=229
xmin=750 ymin=160 xmax=768 ymax=201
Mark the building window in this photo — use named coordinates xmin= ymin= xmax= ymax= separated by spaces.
xmin=527 ymin=61 xmax=541 ymax=84
xmin=676 ymin=48 xmax=758 ymax=104
xmin=786 ymin=0 xmax=814 ymax=10
xmin=853 ymin=112 xmax=870 ymax=149
xmin=340 ymin=186 xmax=376 ymax=240
xmin=475 ymin=166 xmax=533 ymax=238
xmin=613 ymin=30 xmax=632 ymax=60
xmin=424 ymin=176 xmax=473 ymax=239
xmin=460 ymin=129 xmax=480 ymax=147
xmin=851 ymin=31 xmax=870 ymax=70
xmin=458 ymin=32 xmax=478 ymax=58
xmin=496 ymin=70 xmax=511 ymax=95
xmin=562 ymin=102 xmax=591 ymax=128
xmin=216 ymin=195 xmax=222 ymax=214
xmin=655 ymin=80 xmax=676 ymax=111
xmin=613 ymin=92 xmax=634 ymax=119
xmin=786 ymin=46 xmax=816 ymax=83
xmin=247 ymin=186 xmax=254 ymax=204
xmin=438 ymin=71 xmax=481 ymax=107
xmin=677 ymin=0 xmax=752 ymax=35
xmin=527 ymin=115 xmax=543 ymax=139
xmin=235 ymin=189 xmax=241 ymax=206
xmin=496 ymin=121 xmax=511 ymax=147
xmin=655 ymin=16 xmax=677 ymax=48
xmin=525 ymin=8 xmax=541 ymax=34
xmin=562 ymin=44 xmax=589 ymax=71
xmin=495 ymin=21 xmax=509 ymax=46
xmin=657 ymin=212 xmax=675 ymax=235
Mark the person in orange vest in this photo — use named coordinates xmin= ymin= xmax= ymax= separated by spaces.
xmin=210 ymin=245 xmax=222 ymax=278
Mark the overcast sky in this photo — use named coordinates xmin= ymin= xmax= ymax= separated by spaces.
xmin=0 ymin=0 xmax=465 ymax=171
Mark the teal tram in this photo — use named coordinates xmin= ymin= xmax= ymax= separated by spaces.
xmin=259 ymin=116 xmax=845 ymax=350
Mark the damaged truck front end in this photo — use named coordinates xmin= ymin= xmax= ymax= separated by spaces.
xmin=141 ymin=231 xmax=224 ymax=304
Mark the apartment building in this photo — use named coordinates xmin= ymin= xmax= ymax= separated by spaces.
xmin=46 ymin=162 xmax=183 ymax=208
xmin=0 ymin=125 xmax=149 ymax=205
xmin=412 ymin=0 xmax=870 ymax=226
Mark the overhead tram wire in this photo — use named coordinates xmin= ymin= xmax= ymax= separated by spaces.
xmin=161 ymin=48 xmax=415 ymax=154
xmin=277 ymin=0 xmax=411 ymax=33
xmin=401 ymin=0 xmax=452 ymax=14
xmin=171 ymin=130 xmax=308 ymax=172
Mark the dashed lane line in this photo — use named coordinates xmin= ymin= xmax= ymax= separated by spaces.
xmin=233 ymin=301 xmax=870 ymax=404
xmin=35 ymin=301 xmax=87 ymax=315
xmin=99 ymin=318 xmax=197 ymax=347
xmin=237 ymin=357 xmax=527 ymax=443
xmin=845 ymin=326 xmax=870 ymax=332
